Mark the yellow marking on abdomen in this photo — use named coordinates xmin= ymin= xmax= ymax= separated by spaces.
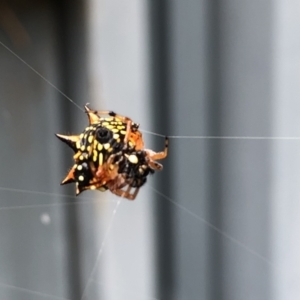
xmin=93 ymin=150 xmax=98 ymax=162
xmin=99 ymin=153 xmax=103 ymax=166
xmin=88 ymin=135 xmax=94 ymax=144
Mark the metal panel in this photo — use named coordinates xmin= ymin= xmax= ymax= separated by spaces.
xmin=149 ymin=0 xmax=273 ymax=299
xmin=0 ymin=2 xmax=71 ymax=299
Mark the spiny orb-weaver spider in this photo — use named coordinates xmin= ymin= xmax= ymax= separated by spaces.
xmin=56 ymin=105 xmax=168 ymax=200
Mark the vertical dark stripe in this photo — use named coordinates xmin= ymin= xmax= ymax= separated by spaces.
xmin=148 ymin=1 xmax=174 ymax=299
xmin=206 ymin=1 xmax=223 ymax=300
xmin=53 ymin=0 xmax=84 ymax=298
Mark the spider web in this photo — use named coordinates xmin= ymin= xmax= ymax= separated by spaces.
xmin=0 ymin=3 xmax=294 ymax=299
xmin=0 ymin=39 xmax=278 ymax=300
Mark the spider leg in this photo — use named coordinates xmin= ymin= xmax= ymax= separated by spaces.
xmin=119 ymin=181 xmax=140 ymax=200
xmin=122 ymin=184 xmax=132 ymax=198
xmin=110 ymin=177 xmax=128 ymax=190
xmin=107 ymin=151 xmax=124 ymax=165
xmin=146 ymin=136 xmax=169 ymax=161
xmin=128 ymin=187 xmax=140 ymax=200
xmin=130 ymin=130 xmax=144 ymax=149
xmin=143 ymin=136 xmax=168 ymax=170
xmin=95 ymin=153 xmax=124 ymax=178
xmin=108 ymin=182 xmax=128 ymax=198
xmin=148 ymin=160 xmax=163 ymax=171
xmin=110 ymin=183 xmax=139 ymax=200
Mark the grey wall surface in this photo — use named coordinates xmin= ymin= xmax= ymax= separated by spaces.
xmin=0 ymin=2 xmax=72 ymax=299
xmin=150 ymin=0 xmax=287 ymax=299
xmin=0 ymin=1 xmax=92 ymax=299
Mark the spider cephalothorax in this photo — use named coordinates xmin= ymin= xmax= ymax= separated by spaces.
xmin=95 ymin=137 xmax=169 ymax=200
xmin=56 ymin=105 xmax=168 ymax=199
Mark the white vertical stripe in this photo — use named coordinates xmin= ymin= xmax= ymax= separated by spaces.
xmin=272 ymin=1 xmax=300 ymax=300
xmin=86 ymin=0 xmax=154 ymax=299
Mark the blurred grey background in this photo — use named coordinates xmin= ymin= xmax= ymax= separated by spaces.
xmin=0 ymin=0 xmax=299 ymax=299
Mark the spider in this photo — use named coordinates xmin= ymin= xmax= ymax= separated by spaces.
xmin=56 ymin=105 xmax=145 ymax=195
xmin=56 ymin=105 xmax=168 ymax=199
